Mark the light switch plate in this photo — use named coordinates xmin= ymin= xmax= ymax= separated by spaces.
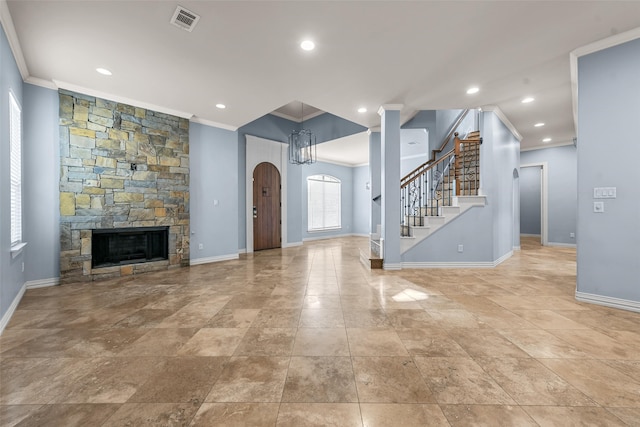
xmin=594 ymin=187 xmax=616 ymax=199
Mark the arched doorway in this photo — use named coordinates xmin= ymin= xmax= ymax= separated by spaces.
xmin=253 ymin=162 xmax=281 ymax=251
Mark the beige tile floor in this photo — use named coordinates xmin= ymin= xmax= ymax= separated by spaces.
xmin=1 ymin=236 xmax=640 ymax=426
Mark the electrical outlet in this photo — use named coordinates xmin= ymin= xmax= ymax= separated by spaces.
xmin=21 ymin=262 xmax=24 ymax=272
xmin=457 ymin=244 xmax=464 ymax=253
xmin=593 ymin=201 xmax=604 ymax=213
xmin=570 ymin=232 xmax=575 ymax=238
xmin=198 ymin=243 xmax=203 ymax=250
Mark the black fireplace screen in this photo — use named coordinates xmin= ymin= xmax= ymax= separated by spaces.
xmin=92 ymin=226 xmax=169 ymax=268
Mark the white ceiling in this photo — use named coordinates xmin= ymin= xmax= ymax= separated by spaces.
xmin=5 ymin=1 xmax=640 ymax=152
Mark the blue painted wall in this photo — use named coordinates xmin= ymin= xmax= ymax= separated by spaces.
xmin=190 ymin=122 xmax=239 ymax=260
xmin=0 ymin=22 xmax=25 ymax=324
xmin=519 ymin=165 xmax=541 ymax=235
xmin=369 ymin=132 xmax=381 ymax=234
xmin=521 ymin=145 xmax=577 ymax=244
xmin=577 ymin=37 xmax=640 ymax=304
xmin=352 ymin=165 xmax=370 ymax=236
xmin=484 ymin=112 xmax=520 ymax=259
xmin=23 ymin=84 xmax=59 ymax=284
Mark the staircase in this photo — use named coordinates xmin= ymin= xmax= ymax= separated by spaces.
xmin=400 ymin=128 xmax=483 ymax=251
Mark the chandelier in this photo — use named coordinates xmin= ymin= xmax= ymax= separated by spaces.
xmin=288 ymin=103 xmax=316 ymax=165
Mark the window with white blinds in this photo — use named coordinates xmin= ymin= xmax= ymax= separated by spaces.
xmin=307 ymin=174 xmax=341 ymax=231
xmin=9 ymin=91 xmax=22 ymax=246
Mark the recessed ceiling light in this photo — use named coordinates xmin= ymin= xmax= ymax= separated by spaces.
xmin=466 ymin=87 xmax=479 ymax=95
xmin=357 ymin=107 xmax=367 ymax=113
xmin=96 ymin=68 xmax=112 ymax=76
xmin=215 ymin=104 xmax=226 ymax=109
xmin=534 ymin=122 xmax=545 ymax=127
xmin=522 ymin=97 xmax=535 ymax=103
xmin=300 ymin=40 xmax=315 ymax=51
xmin=543 ymin=137 xmax=552 ymax=142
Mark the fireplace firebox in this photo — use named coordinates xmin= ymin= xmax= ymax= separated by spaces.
xmin=92 ymin=226 xmax=169 ymax=268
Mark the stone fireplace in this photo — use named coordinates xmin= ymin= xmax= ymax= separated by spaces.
xmin=59 ymin=90 xmax=190 ymax=282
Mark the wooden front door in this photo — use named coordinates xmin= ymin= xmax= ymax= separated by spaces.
xmin=253 ymin=162 xmax=281 ymax=251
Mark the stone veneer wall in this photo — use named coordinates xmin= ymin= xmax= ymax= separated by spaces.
xmin=59 ymin=90 xmax=190 ymax=282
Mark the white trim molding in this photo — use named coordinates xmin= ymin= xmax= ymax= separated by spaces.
xmin=546 ymin=242 xmax=576 ymax=248
xmin=24 ymin=76 xmax=57 ymax=90
xmin=25 ymin=277 xmax=59 ymax=289
xmin=0 ymin=1 xmax=29 ymax=79
xmin=383 ymin=262 xmax=402 ymax=270
xmin=481 ymin=105 xmax=522 ymax=141
xmin=53 ymin=80 xmax=195 ymax=119
xmin=402 ymin=250 xmax=513 ymax=269
xmin=190 ymin=253 xmax=239 ymax=266
xmin=303 ymin=233 xmax=367 ymax=242
xmin=0 ymin=283 xmax=26 ymax=335
xmin=521 ymin=141 xmax=574 ymax=152
xmin=190 ymin=116 xmax=238 ymax=132
xmin=245 ymin=135 xmax=288 ymax=253
xmin=377 ymin=104 xmax=404 ymax=116
xmin=576 ymin=291 xmax=640 ymax=314
xmin=283 ymin=241 xmax=303 ymax=248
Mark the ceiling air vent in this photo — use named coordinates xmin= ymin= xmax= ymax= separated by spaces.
xmin=170 ymin=5 xmax=200 ymax=32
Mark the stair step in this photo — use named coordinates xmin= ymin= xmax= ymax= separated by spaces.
xmin=440 ymin=206 xmax=460 ymax=216
xmin=359 ymin=248 xmax=383 ymax=269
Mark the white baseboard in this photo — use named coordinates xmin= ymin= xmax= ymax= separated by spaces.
xmin=575 ymin=291 xmax=640 ymax=313
xmin=25 ymin=277 xmax=60 ymax=289
xmin=0 ymin=282 xmax=26 ymax=335
xmin=494 ymin=250 xmax=514 ymax=266
xmin=283 ymin=241 xmax=303 ymax=248
xmin=383 ymin=262 xmax=402 ymax=270
xmin=521 ymin=233 xmax=541 ymax=237
xmin=190 ymin=253 xmax=239 ymax=266
xmin=238 ymin=248 xmax=247 ymax=254
xmin=547 ymin=242 xmax=577 ymax=248
xmin=513 ymin=246 xmax=522 ymax=251
xmin=303 ymin=233 xmax=367 ymax=242
xmin=402 ymin=251 xmax=513 ymax=269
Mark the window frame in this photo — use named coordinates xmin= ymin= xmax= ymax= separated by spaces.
xmin=307 ymin=174 xmax=342 ymax=232
xmin=9 ymin=90 xmax=24 ymax=251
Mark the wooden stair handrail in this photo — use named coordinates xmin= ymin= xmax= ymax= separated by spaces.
xmin=400 ymin=134 xmax=482 ymax=189
xmin=401 ymin=147 xmax=454 ymax=189
xmin=401 ymin=109 xmax=470 ymax=185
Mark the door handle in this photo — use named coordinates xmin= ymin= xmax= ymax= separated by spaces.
xmin=253 ymin=206 xmax=258 ymax=218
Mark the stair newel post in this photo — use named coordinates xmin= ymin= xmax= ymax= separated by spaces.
xmin=401 ymin=184 xmax=407 ymax=236
xmin=454 ymin=132 xmax=461 ymax=197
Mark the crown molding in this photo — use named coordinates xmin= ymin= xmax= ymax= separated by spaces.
xmin=0 ymin=1 xmax=29 ymax=80
xmin=24 ymin=76 xmax=57 ymax=90
xmin=315 ymin=157 xmax=360 ymax=168
xmin=481 ymin=105 xmax=523 ymax=141
xmin=367 ymin=127 xmax=381 ymax=134
xmin=520 ymin=140 xmax=574 ymax=152
xmin=570 ymin=27 xmax=640 ymax=144
xmin=53 ymin=80 xmax=194 ymax=119
xmin=377 ymin=104 xmax=404 ymax=116
xmin=190 ymin=116 xmax=238 ymax=132
xmin=269 ymin=109 xmax=325 ymax=123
